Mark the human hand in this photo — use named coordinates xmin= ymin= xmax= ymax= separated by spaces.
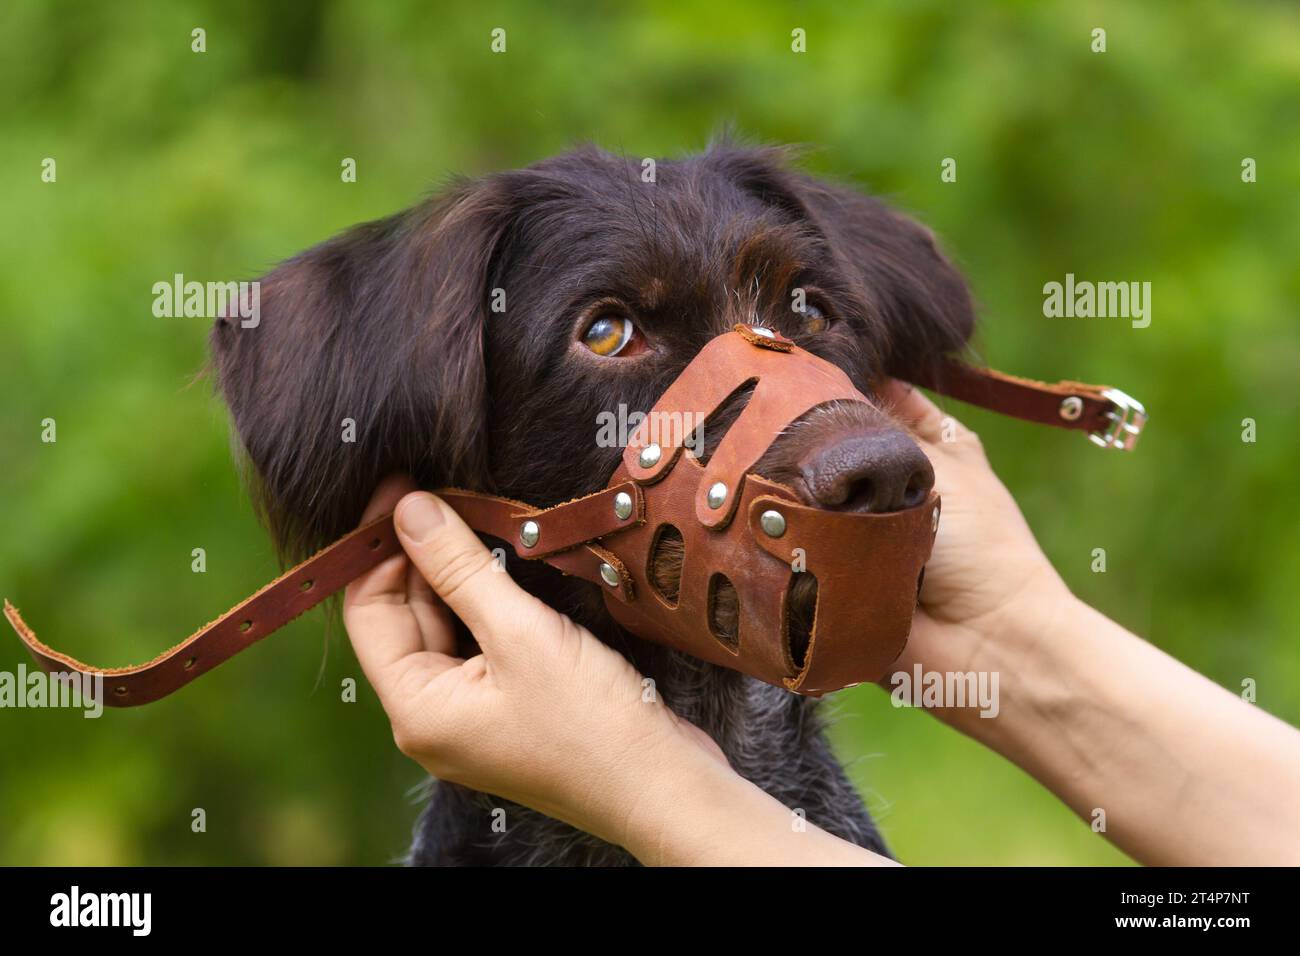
xmin=342 ymin=476 xmax=726 ymax=852
xmin=879 ymin=382 xmax=1073 ymax=700
xmin=879 ymin=387 xmax=1300 ymax=865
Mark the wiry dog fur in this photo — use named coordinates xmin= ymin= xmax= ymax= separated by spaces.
xmin=211 ymin=142 xmax=975 ymax=865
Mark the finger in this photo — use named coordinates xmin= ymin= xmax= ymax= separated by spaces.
xmin=394 ymin=491 xmax=557 ymax=659
xmin=405 ymin=556 xmax=457 ymax=656
xmin=344 ymin=599 xmax=462 ymax=694
xmin=364 ymin=473 xmax=419 ymax=522
xmin=352 ymin=475 xmax=457 ymax=657
xmin=344 ymin=475 xmax=450 ymax=683
xmin=880 ymin=378 xmax=960 ymax=446
xmin=345 ymin=474 xmax=421 ymax=610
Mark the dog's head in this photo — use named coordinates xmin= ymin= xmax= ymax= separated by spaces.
xmin=212 ymin=144 xmax=974 ymax=648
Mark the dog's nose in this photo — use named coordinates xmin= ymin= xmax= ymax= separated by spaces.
xmin=798 ymin=429 xmax=934 ymax=513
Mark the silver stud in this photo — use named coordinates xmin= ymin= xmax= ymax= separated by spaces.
xmin=759 ymin=509 xmax=786 ymax=538
xmin=749 ymin=325 xmax=775 ymax=339
xmin=519 ymin=520 xmax=540 ymax=548
xmin=1059 ymin=396 xmax=1084 ymax=421
xmin=613 ymin=491 xmax=633 ymax=520
xmin=931 ymin=508 xmax=940 ymax=533
xmin=706 ymin=482 xmax=728 ymax=509
xmin=598 ymin=562 xmax=621 ymax=588
xmin=638 ymin=443 xmax=662 ymax=469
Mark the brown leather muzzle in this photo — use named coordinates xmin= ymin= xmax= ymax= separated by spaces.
xmin=592 ymin=324 xmax=937 ymax=693
xmin=5 ymin=326 xmax=1145 ymax=706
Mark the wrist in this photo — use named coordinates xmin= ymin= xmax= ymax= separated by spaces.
xmin=621 ymin=747 xmax=899 ymax=866
xmin=943 ymin=569 xmax=1081 ymax=747
xmin=979 ymin=562 xmax=1075 ymax=662
xmin=615 ymin=743 xmax=741 ymax=865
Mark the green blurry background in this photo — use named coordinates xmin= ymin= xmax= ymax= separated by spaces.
xmin=2 ymin=0 xmax=1297 ymax=865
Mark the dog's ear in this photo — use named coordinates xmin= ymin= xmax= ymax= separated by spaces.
xmin=710 ymin=146 xmax=976 ymax=381
xmin=211 ymin=178 xmax=516 ymax=560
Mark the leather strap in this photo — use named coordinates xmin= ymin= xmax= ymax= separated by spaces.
xmin=908 ymin=359 xmax=1146 ymax=451
xmin=6 ymin=514 xmax=403 ymax=706
xmin=4 ymin=487 xmax=641 ymax=707
xmin=436 ymin=482 xmax=643 ymax=559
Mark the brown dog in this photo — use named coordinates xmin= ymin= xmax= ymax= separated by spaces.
xmin=211 ymin=143 xmax=975 ymax=864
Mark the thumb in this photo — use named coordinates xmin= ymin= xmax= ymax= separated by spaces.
xmin=394 ymin=491 xmax=556 ymax=660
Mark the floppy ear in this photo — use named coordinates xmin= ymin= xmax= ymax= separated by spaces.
xmin=709 ymin=146 xmax=976 ymax=381
xmin=211 ymin=178 xmax=515 ymax=560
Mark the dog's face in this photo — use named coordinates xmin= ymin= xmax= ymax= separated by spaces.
xmin=212 ymin=145 xmax=974 ymax=645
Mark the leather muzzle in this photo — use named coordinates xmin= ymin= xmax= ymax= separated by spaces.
xmin=594 ymin=324 xmax=937 ymax=693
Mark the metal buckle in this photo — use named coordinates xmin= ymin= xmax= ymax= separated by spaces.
xmin=1088 ymin=388 xmax=1147 ymax=451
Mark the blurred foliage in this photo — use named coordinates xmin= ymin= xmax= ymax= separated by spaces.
xmin=1 ymin=0 xmax=1297 ymax=866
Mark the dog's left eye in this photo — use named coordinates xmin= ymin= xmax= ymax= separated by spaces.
xmin=581 ymin=312 xmax=645 ymax=357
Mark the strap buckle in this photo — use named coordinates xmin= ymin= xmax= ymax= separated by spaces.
xmin=1089 ymin=388 xmax=1147 ymax=451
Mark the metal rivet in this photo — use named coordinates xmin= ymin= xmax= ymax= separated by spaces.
xmin=598 ymin=562 xmax=621 ymax=588
xmin=1059 ymin=396 xmax=1084 ymax=421
xmin=638 ymin=443 xmax=662 ymax=468
xmin=749 ymin=325 xmax=776 ymax=339
xmin=706 ymin=482 xmax=728 ymax=509
xmin=519 ymin=520 xmax=540 ymax=548
xmin=759 ymin=509 xmax=786 ymax=538
xmin=931 ymin=508 xmax=940 ymax=532
xmin=613 ymin=491 xmax=633 ymax=520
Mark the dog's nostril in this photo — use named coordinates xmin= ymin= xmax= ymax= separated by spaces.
xmin=800 ymin=429 xmax=934 ymax=514
xmin=902 ymin=472 xmax=930 ymax=510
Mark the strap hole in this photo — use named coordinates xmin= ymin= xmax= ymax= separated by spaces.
xmin=183 ymin=657 xmax=198 ymax=670
xmin=683 ymin=378 xmax=757 ymax=466
xmin=707 ymin=573 xmax=740 ymax=652
xmin=239 ymin=620 xmax=253 ymax=633
xmin=649 ymin=524 xmax=684 ymax=607
xmin=368 ymin=537 xmax=381 ymax=550
xmin=113 ymin=685 xmax=128 ymax=696
xmin=785 ymin=571 xmax=818 ymax=672
xmin=300 ymin=579 xmax=314 ymax=592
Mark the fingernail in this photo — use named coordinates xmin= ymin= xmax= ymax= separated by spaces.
xmin=396 ymin=493 xmax=444 ymax=542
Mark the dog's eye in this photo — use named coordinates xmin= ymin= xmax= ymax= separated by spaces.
xmin=793 ymin=290 xmax=834 ymax=334
xmin=801 ymin=301 xmax=830 ymax=334
xmin=582 ymin=313 xmax=644 ymax=357
xmin=802 ymin=303 xmax=827 ymax=334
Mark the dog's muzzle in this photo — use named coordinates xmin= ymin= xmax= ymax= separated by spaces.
xmin=5 ymin=326 xmax=1145 ymax=705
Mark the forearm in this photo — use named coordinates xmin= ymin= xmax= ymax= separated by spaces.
xmin=621 ymin=750 xmax=897 ymax=867
xmin=964 ymin=592 xmax=1300 ymax=865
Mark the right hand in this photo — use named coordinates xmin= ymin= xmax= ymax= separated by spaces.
xmin=342 ymin=477 xmax=727 ymax=852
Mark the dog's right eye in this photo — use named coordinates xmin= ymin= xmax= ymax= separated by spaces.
xmin=581 ymin=312 xmax=645 ymax=357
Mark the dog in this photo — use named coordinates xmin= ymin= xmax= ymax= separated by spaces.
xmin=210 ymin=142 xmax=975 ymax=865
